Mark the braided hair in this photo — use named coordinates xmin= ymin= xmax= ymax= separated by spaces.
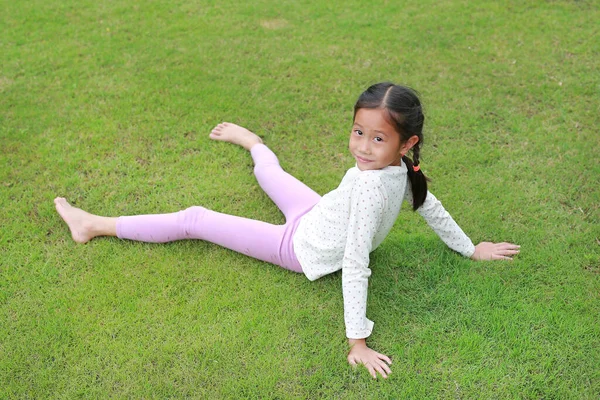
xmin=353 ymin=82 xmax=428 ymax=210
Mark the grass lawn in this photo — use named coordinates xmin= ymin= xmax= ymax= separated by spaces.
xmin=1 ymin=0 xmax=599 ymax=398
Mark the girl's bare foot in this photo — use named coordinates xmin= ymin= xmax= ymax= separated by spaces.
xmin=54 ymin=197 xmax=116 ymax=243
xmin=209 ymin=122 xmax=263 ymax=151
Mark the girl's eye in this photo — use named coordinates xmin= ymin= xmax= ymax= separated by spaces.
xmin=354 ymin=129 xmax=363 ymax=136
xmin=374 ymin=137 xmax=383 ymax=142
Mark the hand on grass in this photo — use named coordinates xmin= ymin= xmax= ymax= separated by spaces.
xmin=471 ymin=242 xmax=520 ymax=261
xmin=347 ymin=338 xmax=392 ymax=379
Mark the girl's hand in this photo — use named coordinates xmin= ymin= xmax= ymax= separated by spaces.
xmin=347 ymin=338 xmax=392 ymax=379
xmin=471 ymin=242 xmax=520 ymax=261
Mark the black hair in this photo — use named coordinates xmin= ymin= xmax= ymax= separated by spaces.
xmin=353 ymin=82 xmax=428 ymax=210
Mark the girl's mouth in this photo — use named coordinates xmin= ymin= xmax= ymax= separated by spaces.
xmin=355 ymin=155 xmax=372 ymax=163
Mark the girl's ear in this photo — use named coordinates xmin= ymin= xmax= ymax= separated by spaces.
xmin=402 ymin=135 xmax=420 ymax=153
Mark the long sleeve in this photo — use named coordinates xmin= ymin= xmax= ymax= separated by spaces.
xmin=342 ymin=176 xmax=386 ymax=339
xmin=405 ymin=188 xmax=475 ymax=257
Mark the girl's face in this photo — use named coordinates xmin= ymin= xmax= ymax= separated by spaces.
xmin=349 ymin=108 xmax=408 ymax=171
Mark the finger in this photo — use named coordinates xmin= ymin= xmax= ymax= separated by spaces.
xmin=367 ymin=365 xmax=377 ymax=379
xmin=376 ymin=353 xmax=393 ymax=365
xmin=497 ymin=243 xmax=520 ymax=250
xmin=347 ymin=356 xmax=357 ymax=367
xmin=491 ymin=254 xmax=512 ymax=260
xmin=377 ymin=360 xmax=392 ymax=375
xmin=374 ymin=365 xmax=388 ymax=379
xmin=499 ymin=249 xmax=520 ymax=256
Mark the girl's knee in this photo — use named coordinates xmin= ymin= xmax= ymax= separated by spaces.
xmin=178 ymin=206 xmax=208 ymax=237
xmin=253 ymin=160 xmax=281 ymax=177
xmin=180 ymin=206 xmax=207 ymax=219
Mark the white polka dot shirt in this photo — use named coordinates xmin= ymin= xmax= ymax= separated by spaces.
xmin=293 ymin=163 xmax=475 ymax=339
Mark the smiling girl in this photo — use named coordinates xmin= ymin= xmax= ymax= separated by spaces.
xmin=54 ymin=82 xmax=519 ymax=379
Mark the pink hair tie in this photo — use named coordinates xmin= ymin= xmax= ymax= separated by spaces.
xmin=413 ymin=165 xmax=420 ymax=172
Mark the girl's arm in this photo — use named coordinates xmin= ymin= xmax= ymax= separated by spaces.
xmin=406 ymin=189 xmax=476 ymax=257
xmin=341 ymin=178 xmax=381 ymax=340
xmin=405 ymin=188 xmax=519 ymax=260
xmin=342 ymin=175 xmax=392 ymax=378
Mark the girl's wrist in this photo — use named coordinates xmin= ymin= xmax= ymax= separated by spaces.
xmin=348 ymin=338 xmax=367 ymax=348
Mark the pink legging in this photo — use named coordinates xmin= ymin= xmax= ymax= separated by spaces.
xmin=115 ymin=144 xmax=321 ymax=273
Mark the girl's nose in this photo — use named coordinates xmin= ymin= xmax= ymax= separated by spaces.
xmin=359 ymin=139 xmax=371 ymax=154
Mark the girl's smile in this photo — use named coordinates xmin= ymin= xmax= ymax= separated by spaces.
xmin=355 ymin=154 xmax=373 ymax=163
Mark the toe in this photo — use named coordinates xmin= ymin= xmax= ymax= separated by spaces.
xmin=57 ymin=198 xmax=70 ymax=208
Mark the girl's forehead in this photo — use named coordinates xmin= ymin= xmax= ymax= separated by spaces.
xmin=354 ymin=108 xmax=397 ymax=132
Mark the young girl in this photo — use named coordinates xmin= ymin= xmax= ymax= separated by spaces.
xmin=54 ymin=82 xmax=520 ymax=379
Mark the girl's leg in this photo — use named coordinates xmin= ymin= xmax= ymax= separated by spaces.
xmin=54 ymin=199 xmax=302 ymax=272
xmin=210 ymin=123 xmax=321 ymax=220
xmin=117 ymin=206 xmax=300 ymax=271
xmin=250 ymin=144 xmax=321 ymax=220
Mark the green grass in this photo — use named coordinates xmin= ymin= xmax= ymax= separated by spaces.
xmin=1 ymin=0 xmax=599 ymax=398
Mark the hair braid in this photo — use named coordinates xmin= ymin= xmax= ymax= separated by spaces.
xmin=412 ymin=145 xmax=421 ymax=166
